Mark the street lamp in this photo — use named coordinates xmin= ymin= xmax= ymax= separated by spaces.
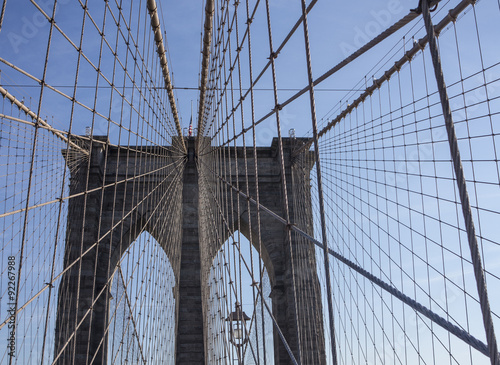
xmin=226 ymin=302 xmax=250 ymax=349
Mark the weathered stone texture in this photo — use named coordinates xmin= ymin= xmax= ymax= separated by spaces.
xmin=55 ymin=137 xmax=325 ymax=365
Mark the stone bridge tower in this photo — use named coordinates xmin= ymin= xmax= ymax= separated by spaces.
xmin=54 ymin=136 xmax=326 ymax=364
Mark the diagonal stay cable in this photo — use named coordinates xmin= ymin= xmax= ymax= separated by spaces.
xmin=87 ymin=174 xmax=183 ymax=364
xmin=217 ymin=8 xmax=423 ymax=149
xmin=207 ymin=161 xmax=499 ymax=359
xmin=116 ymin=265 xmax=147 ymax=364
xmin=0 ymin=85 xmax=88 ymax=154
xmin=51 ymin=161 xmax=185 ymax=364
xmin=293 ymin=0 xmax=475 ymax=157
xmin=207 ymin=0 xmax=317 ymax=145
xmin=0 ymin=156 xmax=181 ymax=219
xmin=298 ymin=0 xmax=338 ymax=362
xmin=197 ymin=158 xmax=299 ymax=364
xmin=0 ymin=157 xmax=186 ymax=333
xmin=420 ymin=1 xmax=500 ymax=364
xmin=0 ymin=57 xmax=175 ymax=151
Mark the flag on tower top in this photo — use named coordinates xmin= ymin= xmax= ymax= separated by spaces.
xmin=188 ymin=100 xmax=193 ymax=137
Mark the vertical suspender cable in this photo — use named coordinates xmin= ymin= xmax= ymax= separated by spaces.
xmin=263 ymin=0 xmax=303 ymax=362
xmin=298 ymin=0 xmax=338 ymax=363
xmin=420 ymin=1 xmax=500 ymax=364
xmin=0 ymin=85 xmax=88 ymax=154
xmin=11 ymin=1 xmax=59 ymax=364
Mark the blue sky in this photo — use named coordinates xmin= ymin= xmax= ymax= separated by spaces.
xmin=0 ymin=0 xmax=428 ymax=142
xmin=1 ymin=0 xmax=500 ymax=364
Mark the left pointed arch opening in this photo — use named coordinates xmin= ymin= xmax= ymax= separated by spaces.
xmin=107 ymin=230 xmax=176 ymax=364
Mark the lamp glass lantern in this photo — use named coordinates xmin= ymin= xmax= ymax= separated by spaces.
xmin=226 ymin=302 xmax=250 ymax=348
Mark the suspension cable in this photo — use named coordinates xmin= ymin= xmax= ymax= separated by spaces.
xmin=146 ymin=0 xmax=186 ymax=153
